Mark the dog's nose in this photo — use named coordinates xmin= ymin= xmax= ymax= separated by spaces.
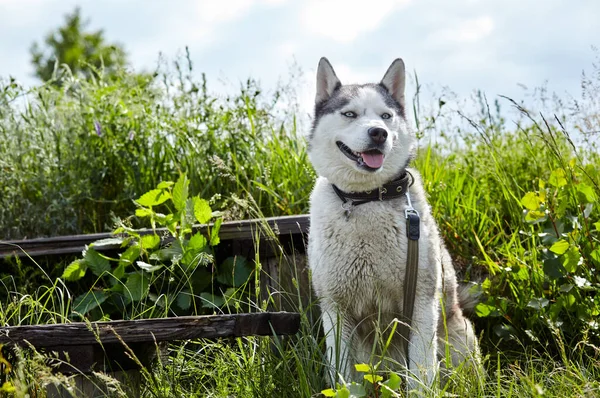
xmin=368 ymin=127 xmax=388 ymax=144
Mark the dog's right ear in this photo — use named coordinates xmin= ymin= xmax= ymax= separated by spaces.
xmin=316 ymin=57 xmax=341 ymax=104
xmin=380 ymin=58 xmax=406 ymax=109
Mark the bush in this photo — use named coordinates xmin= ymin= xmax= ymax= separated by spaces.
xmin=61 ymin=174 xmax=253 ymax=320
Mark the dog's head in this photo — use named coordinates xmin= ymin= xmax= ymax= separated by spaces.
xmin=308 ymin=58 xmax=415 ymax=192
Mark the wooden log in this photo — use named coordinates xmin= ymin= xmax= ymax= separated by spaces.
xmin=1 ymin=312 xmax=301 ymax=397
xmin=0 ymin=312 xmax=301 ymax=347
xmin=0 ymin=215 xmax=309 ymax=259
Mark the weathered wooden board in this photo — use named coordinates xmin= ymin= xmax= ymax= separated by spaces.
xmin=0 ymin=312 xmax=300 ymax=347
xmin=0 ymin=215 xmax=309 ymax=259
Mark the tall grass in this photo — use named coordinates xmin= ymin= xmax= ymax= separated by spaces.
xmin=0 ymin=53 xmax=314 ymax=239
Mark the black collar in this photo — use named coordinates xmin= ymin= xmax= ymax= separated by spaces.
xmin=332 ymin=171 xmax=413 ymax=207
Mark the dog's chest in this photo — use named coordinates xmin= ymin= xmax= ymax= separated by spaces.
xmin=309 ymin=188 xmax=413 ymax=299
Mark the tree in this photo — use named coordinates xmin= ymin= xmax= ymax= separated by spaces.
xmin=30 ymin=7 xmax=127 ymax=82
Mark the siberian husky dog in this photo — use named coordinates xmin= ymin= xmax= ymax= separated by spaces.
xmin=307 ymin=58 xmax=480 ymax=391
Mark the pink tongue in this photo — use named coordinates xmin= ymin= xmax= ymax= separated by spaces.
xmin=360 ymin=152 xmax=384 ymax=168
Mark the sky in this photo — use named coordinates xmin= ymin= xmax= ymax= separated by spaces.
xmin=1 ymin=0 xmax=599 ymax=119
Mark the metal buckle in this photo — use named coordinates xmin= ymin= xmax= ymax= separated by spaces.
xmin=378 ymin=187 xmax=387 ymax=201
xmin=341 ymin=201 xmax=354 ymax=220
xmin=404 ymin=191 xmax=420 ymax=219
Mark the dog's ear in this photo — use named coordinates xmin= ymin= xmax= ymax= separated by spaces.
xmin=316 ymin=57 xmax=341 ymax=104
xmin=380 ymin=58 xmax=406 ymax=109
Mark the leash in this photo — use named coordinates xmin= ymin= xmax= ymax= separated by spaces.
xmin=331 ymin=171 xmax=421 ymax=361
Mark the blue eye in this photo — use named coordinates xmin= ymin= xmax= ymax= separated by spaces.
xmin=342 ymin=111 xmax=357 ymax=118
xmin=381 ymin=113 xmax=391 ymax=120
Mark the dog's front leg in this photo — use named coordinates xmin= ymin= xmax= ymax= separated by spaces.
xmin=406 ymin=298 xmax=439 ymax=393
xmin=321 ymin=304 xmax=353 ymax=385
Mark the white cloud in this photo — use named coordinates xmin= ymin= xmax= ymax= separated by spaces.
xmin=195 ymin=0 xmax=256 ymax=25
xmin=277 ymin=41 xmax=297 ymax=58
xmin=301 ymin=0 xmax=411 ymax=43
xmin=170 ymin=0 xmax=288 ymax=45
xmin=456 ymin=16 xmax=494 ymax=42
xmin=433 ymin=15 xmax=494 ymax=44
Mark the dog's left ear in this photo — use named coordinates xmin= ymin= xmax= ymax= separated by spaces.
xmin=380 ymin=58 xmax=406 ymax=109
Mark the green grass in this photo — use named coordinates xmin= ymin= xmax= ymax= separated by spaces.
xmin=2 ymin=55 xmax=600 ymax=396
xmin=1 ymin=244 xmax=599 ymax=398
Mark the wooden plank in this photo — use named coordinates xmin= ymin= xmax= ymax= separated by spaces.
xmin=0 ymin=215 xmax=309 ymax=259
xmin=0 ymin=312 xmax=300 ymax=347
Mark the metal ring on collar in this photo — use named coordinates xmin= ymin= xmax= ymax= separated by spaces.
xmin=378 ymin=187 xmax=387 ymax=201
xmin=406 ymin=170 xmax=415 ymax=187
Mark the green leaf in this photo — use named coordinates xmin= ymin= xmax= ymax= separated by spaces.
xmin=90 ymin=237 xmax=124 ymax=248
xmin=136 ymin=189 xmax=170 ymax=207
xmin=113 ymin=263 xmax=126 ymax=280
xmin=217 ymin=256 xmax=252 ymax=287
xmin=354 ymin=363 xmax=371 ymax=373
xmin=194 ymin=197 xmax=212 ymax=224
xmin=549 ymin=239 xmax=569 ymax=255
xmin=200 ymin=293 xmax=226 ymax=309
xmin=336 ymin=387 xmax=350 ymax=398
xmin=381 ymin=373 xmax=402 ymax=397
xmin=559 ymin=293 xmax=576 ymax=309
xmin=576 ymin=183 xmax=596 ymax=203
xmin=136 ymin=261 xmax=163 ymax=273
xmin=548 ymin=168 xmax=567 ymax=188
xmin=493 ymin=324 xmax=518 ymax=340
xmin=594 ymin=221 xmax=600 ymax=231
xmin=135 ymin=208 xmax=154 ymax=218
xmin=543 ymin=256 xmax=566 ymax=279
xmin=210 ymin=218 xmax=223 ymax=246
xmin=188 ymin=232 xmax=208 ymax=251
xmin=590 ymin=249 xmax=600 ymax=265
xmin=84 ymin=247 xmax=111 ymax=276
xmin=125 ymin=272 xmax=149 ymax=301
xmin=176 ymin=290 xmax=192 ymax=310
xmin=73 ymin=291 xmax=107 ymax=315
xmin=527 ymin=297 xmax=549 ymax=310
xmin=321 ymin=389 xmax=336 ymax=397
xmin=525 ymin=210 xmax=546 ymax=224
xmin=559 ymin=283 xmax=574 ymax=293
xmin=157 ymin=181 xmax=174 ymax=189
xmin=363 ymin=374 xmax=383 ymax=384
xmin=475 ymin=303 xmax=496 ymax=317
xmin=172 ymin=174 xmax=189 ymax=212
xmin=62 ymin=259 xmax=87 ymax=281
xmin=562 ymin=246 xmax=580 ymax=273
xmin=150 ymin=241 xmax=184 ymax=263
xmin=119 ymin=245 xmax=140 ymax=267
xmin=481 ymin=278 xmax=491 ymax=291
xmin=346 ymin=383 xmax=366 ymax=397
xmin=521 ymin=192 xmax=542 ymax=210
xmin=140 ymin=234 xmax=160 ymax=250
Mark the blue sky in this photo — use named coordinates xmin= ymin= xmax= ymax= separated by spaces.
xmin=1 ymin=0 xmax=599 ymax=117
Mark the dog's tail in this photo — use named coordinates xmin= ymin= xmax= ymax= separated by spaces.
xmin=457 ymin=281 xmax=482 ymax=316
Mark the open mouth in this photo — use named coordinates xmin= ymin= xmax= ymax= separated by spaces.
xmin=336 ymin=141 xmax=385 ymax=171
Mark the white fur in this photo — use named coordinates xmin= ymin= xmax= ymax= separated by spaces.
xmin=307 ymin=58 xmax=481 ymax=393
